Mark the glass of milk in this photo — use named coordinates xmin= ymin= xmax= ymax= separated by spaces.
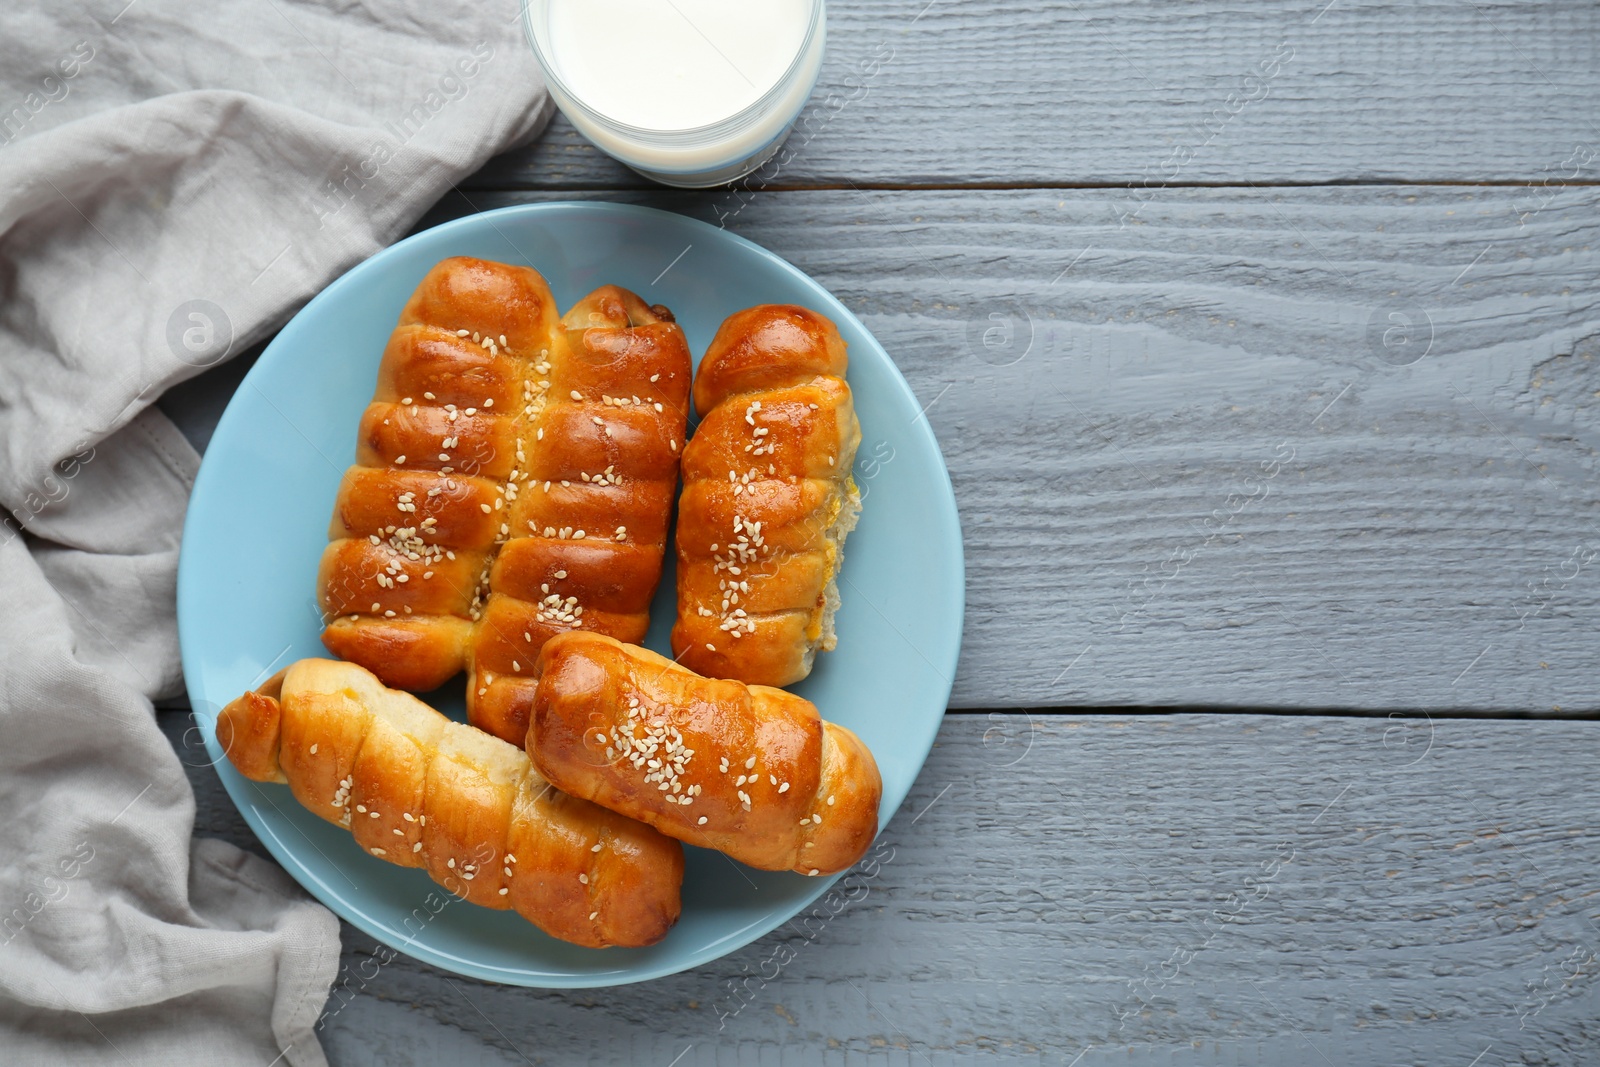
xmin=524 ymin=0 xmax=826 ymax=188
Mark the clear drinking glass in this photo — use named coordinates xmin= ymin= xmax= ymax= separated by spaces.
xmin=522 ymin=0 xmax=827 ymax=189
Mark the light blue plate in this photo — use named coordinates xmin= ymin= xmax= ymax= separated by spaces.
xmin=177 ymin=202 xmax=963 ymax=987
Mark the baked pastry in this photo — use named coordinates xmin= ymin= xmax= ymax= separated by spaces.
xmin=671 ymin=305 xmax=862 ymax=687
xmin=217 ymin=657 xmax=684 ymax=949
xmin=319 ymin=257 xmax=556 ymax=692
xmin=316 ymin=258 xmax=690 ymax=722
xmin=468 ymin=286 xmax=691 ymax=745
xmin=526 ymin=632 xmax=882 ymax=876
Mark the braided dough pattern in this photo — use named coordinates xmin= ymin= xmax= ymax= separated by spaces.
xmin=671 ymin=305 xmax=862 ymax=687
xmin=217 ymin=658 xmax=684 ymax=948
xmin=317 ymin=258 xmax=690 ymax=742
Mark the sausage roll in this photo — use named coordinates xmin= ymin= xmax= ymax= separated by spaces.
xmin=671 ymin=305 xmax=862 ymax=686
xmin=468 ymin=285 xmax=691 ymax=744
xmin=218 ymin=657 xmax=684 ymax=948
xmin=527 ymin=632 xmax=882 ymax=877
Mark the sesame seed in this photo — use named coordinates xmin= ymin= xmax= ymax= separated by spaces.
xmin=413 ymin=842 xmax=422 ymax=853
xmin=310 ymin=744 xmax=318 ymax=754
xmin=356 ymin=805 xmax=367 ymax=813
xmin=578 ymin=873 xmax=588 ymax=885
xmin=779 ymin=782 xmax=790 ymax=793
xmin=395 ymin=455 xmax=406 ymax=464
xmin=401 ymin=397 xmax=413 ymax=405
xmin=403 ymin=812 xmax=415 ymax=821
xmin=371 ymin=848 xmax=386 ymax=856
xmin=828 ymin=795 xmax=836 ymax=806
xmin=447 ymin=858 xmax=455 ymax=869
xmin=745 ymin=756 xmax=756 ymax=769
xmin=809 ymin=868 xmax=820 ymax=876
xmin=393 ymin=828 xmax=404 ymax=836
xmin=697 ymin=816 xmax=708 ymax=825
xmin=591 ymin=843 xmax=602 ymax=852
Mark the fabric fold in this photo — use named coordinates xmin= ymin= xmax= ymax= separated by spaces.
xmin=0 ymin=1 xmax=550 ymax=1062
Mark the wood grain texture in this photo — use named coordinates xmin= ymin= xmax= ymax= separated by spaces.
xmin=162 ymin=710 xmax=1600 ymax=1065
xmin=470 ymin=0 xmax=1600 ymax=189
xmin=407 ymin=186 xmax=1600 ymax=713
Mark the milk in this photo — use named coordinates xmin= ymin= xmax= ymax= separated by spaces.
xmin=549 ymin=0 xmax=812 ymax=131
xmin=526 ymin=0 xmax=826 ymax=186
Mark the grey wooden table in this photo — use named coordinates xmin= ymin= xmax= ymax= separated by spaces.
xmin=160 ymin=1 xmax=1600 ymax=1062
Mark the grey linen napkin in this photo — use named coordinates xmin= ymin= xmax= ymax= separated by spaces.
xmin=0 ymin=2 xmax=550 ymax=1064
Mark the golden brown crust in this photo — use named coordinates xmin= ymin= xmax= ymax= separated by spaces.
xmin=317 ymin=262 xmax=689 ymax=713
xmin=691 ymin=305 xmax=848 ymax=417
xmin=319 ymin=258 xmax=558 ymax=690
xmin=320 ymin=615 xmax=474 ymax=695
xmin=672 ymin=306 xmax=862 ymax=687
xmin=216 ymin=658 xmax=684 ymax=949
xmin=466 ymin=285 xmax=691 ymax=744
xmin=527 ymin=633 xmax=882 ymax=877
xmin=214 ymin=669 xmax=287 ymax=784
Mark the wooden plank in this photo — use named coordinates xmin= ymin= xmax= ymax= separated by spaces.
xmin=161 ymin=710 xmax=1600 ymax=1065
xmin=471 ymin=0 xmax=1600 ymax=189
xmin=384 ymin=185 xmax=1600 ymax=712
